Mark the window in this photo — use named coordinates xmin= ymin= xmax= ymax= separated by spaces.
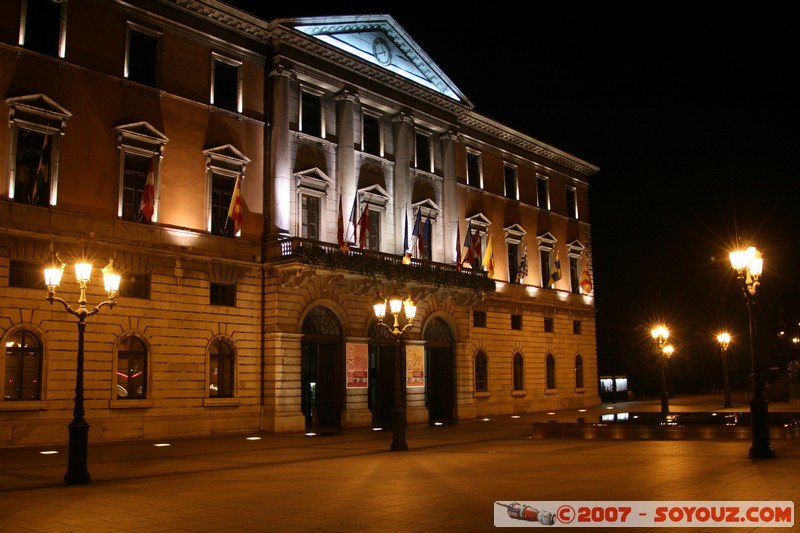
xmin=575 ymin=354 xmax=584 ymax=388
xmin=209 ymin=338 xmax=234 ymax=398
xmin=121 ymin=273 xmax=150 ymax=299
xmin=210 ymin=171 xmax=238 ymax=237
xmin=507 ymin=241 xmax=519 ymax=284
xmin=9 ymin=260 xmax=45 ymax=289
xmin=415 ymin=132 xmax=431 ymax=172
xmin=570 ymin=255 xmax=581 ymax=294
xmin=511 ymin=314 xmax=522 ymax=331
xmin=573 ymin=320 xmax=582 ymax=335
xmin=363 ymin=113 xmax=381 ymax=156
xmin=367 ymin=209 xmax=381 ymax=251
xmin=12 ymin=130 xmax=51 ymax=207
xmin=205 ymin=145 xmax=250 ymax=237
xmin=116 ymin=336 xmax=147 ymax=399
xmin=566 ymin=187 xmax=578 ymax=219
xmin=513 ymin=353 xmax=524 ymax=391
xmin=544 ymin=317 xmax=554 ymax=333
xmin=121 ymin=152 xmax=153 ymax=223
xmin=414 ymin=209 xmax=432 ymax=260
xmin=537 ymin=176 xmax=550 ymax=210
xmin=467 ymin=150 xmax=482 ymax=188
xmin=211 ymin=55 xmax=242 ymax=113
xmin=210 ymin=282 xmax=236 ymax=307
xmin=19 ymin=0 xmax=65 ymax=58
xmin=116 ymin=122 xmax=167 ymax=223
xmin=473 ymin=310 xmax=486 ymax=328
xmin=300 ymin=91 xmax=322 ymax=138
xmin=4 ymin=330 xmax=42 ymax=401
xmin=474 ymin=351 xmax=488 ymax=392
xmin=546 ymin=354 xmax=556 ymax=389
xmin=504 ymin=164 xmax=518 ymax=200
xmin=540 ymin=248 xmax=552 ymax=288
xmin=301 ymin=194 xmax=321 ymax=240
xmin=125 ymin=24 xmax=159 ymax=87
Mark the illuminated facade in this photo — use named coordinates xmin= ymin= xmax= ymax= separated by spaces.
xmin=0 ymin=0 xmax=599 ymax=445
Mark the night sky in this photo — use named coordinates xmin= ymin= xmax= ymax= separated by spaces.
xmin=226 ymin=1 xmax=800 ymax=394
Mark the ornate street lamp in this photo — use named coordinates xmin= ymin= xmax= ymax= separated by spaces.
xmin=729 ymin=245 xmax=774 ymax=458
xmin=44 ymin=251 xmax=121 ymax=484
xmin=717 ymin=332 xmax=733 ymax=408
xmin=373 ymin=293 xmax=417 ymax=451
xmin=651 ymin=326 xmax=670 ymax=415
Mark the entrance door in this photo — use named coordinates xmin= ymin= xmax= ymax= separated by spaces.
xmin=301 ymin=340 xmax=343 ymax=431
xmin=424 ymin=317 xmax=455 ymax=424
xmin=369 ymin=343 xmax=396 ymax=428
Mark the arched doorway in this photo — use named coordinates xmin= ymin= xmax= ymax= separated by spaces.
xmin=424 ymin=317 xmax=455 ymax=424
xmin=368 ymin=320 xmax=397 ymax=428
xmin=301 ymin=306 xmax=343 ymax=432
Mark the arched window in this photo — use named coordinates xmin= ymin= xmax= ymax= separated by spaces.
xmin=512 ymin=353 xmax=524 ymax=391
xmin=4 ymin=330 xmax=43 ymax=400
xmin=209 ymin=338 xmax=235 ymax=398
xmin=474 ymin=351 xmax=488 ymax=392
xmin=546 ymin=353 xmax=556 ymax=390
xmin=117 ymin=336 xmax=147 ymax=399
xmin=575 ymin=354 xmax=584 ymax=388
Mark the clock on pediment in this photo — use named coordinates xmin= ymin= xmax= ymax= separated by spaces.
xmin=372 ymin=38 xmax=392 ymax=65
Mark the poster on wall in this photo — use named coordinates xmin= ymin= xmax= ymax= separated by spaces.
xmin=405 ymin=344 xmax=425 ymax=388
xmin=346 ymin=343 xmax=368 ymax=388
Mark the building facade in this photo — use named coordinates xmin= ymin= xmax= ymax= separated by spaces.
xmin=0 ymin=0 xmax=599 ymax=446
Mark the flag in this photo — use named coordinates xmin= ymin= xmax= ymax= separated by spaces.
xmin=357 ymin=204 xmax=370 ymax=248
xmin=139 ymin=158 xmax=155 ymax=222
xmin=31 ymin=135 xmax=50 ymax=205
xmin=463 ymin=225 xmax=474 ymax=266
xmin=481 ymin=235 xmax=494 ymax=277
xmin=346 ymin=195 xmax=358 ymax=244
xmin=337 ymin=194 xmax=346 ymax=251
xmin=403 ymin=210 xmax=409 ymax=253
xmin=456 ymin=223 xmax=462 ymax=272
xmin=516 ymin=244 xmax=528 ymax=284
xmin=550 ymin=249 xmax=562 ymax=287
xmin=470 ymin=228 xmax=482 ymax=268
xmin=412 ymin=209 xmax=422 ymax=257
xmin=580 ymin=263 xmax=593 ymax=294
xmin=227 ymin=176 xmax=243 ymax=235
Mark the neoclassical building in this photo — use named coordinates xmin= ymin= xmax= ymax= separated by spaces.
xmin=0 ymin=0 xmax=599 ymax=445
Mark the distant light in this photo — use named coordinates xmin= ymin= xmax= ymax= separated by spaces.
xmin=371 ymin=427 xmax=384 ymax=432
xmin=547 ymin=412 xmax=556 ymax=416
xmin=305 ymin=432 xmax=317 ymax=437
xmin=433 ymin=422 xmax=444 ymax=426
xmin=154 ymin=443 xmax=171 ymax=447
xmin=481 ymin=417 xmax=491 ymax=422
xmin=40 ymin=450 xmax=58 ymax=455
xmin=246 ymin=436 xmax=261 ymax=440
xmin=511 ymin=415 xmax=521 ymax=419
xmin=578 ymin=409 xmax=587 ymax=413
xmin=605 ymin=406 xmax=615 ymax=410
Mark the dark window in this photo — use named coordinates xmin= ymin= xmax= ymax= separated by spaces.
xmin=14 ymin=130 xmax=50 ymax=207
xmin=213 ymin=59 xmax=239 ymax=112
xmin=210 ymin=282 xmax=236 ymax=307
xmin=363 ymin=114 xmax=380 ymax=155
xmin=117 ymin=336 xmax=147 ymax=399
xmin=573 ymin=320 xmax=582 ymax=335
xmin=368 ymin=210 xmax=380 ymax=251
xmin=537 ymin=177 xmax=549 ymax=209
xmin=570 ymin=256 xmax=580 ymax=294
xmin=467 ymin=152 xmax=481 ymax=188
xmin=127 ymin=28 xmax=158 ymax=87
xmin=540 ymin=249 xmax=551 ymax=287
xmin=4 ymin=330 xmax=42 ymax=400
xmin=122 ymin=153 xmax=152 ymax=223
xmin=508 ymin=242 xmax=519 ymax=284
xmin=511 ymin=314 xmax=522 ymax=331
xmin=546 ymin=354 xmax=556 ymax=389
xmin=473 ymin=310 xmax=486 ymax=328
xmin=211 ymin=172 xmax=236 ymax=237
xmin=9 ymin=260 xmax=45 ymax=289
xmin=301 ymin=195 xmax=320 ymax=240
xmin=415 ymin=132 xmax=431 ymax=172
xmin=544 ymin=317 xmax=554 ymax=333
xmin=575 ymin=354 xmax=584 ymax=388
xmin=301 ymin=92 xmax=322 ymax=137
xmin=566 ymin=188 xmax=578 ymax=218
xmin=22 ymin=0 xmax=61 ymax=57
xmin=209 ymin=338 xmax=234 ymax=398
xmin=121 ymin=273 xmax=150 ymax=299
xmin=474 ymin=352 xmax=488 ymax=392
xmin=513 ymin=353 xmax=524 ymax=391
xmin=504 ymin=165 xmax=517 ymax=200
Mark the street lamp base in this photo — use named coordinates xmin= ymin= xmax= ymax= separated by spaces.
xmin=390 ymin=440 xmax=409 ymax=452
xmin=748 ymin=445 xmax=776 ymax=459
xmin=749 ymin=396 xmax=775 ymax=459
xmin=64 ymin=418 xmax=91 ymax=485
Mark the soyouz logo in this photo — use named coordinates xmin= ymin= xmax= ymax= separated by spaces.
xmin=494 ymin=501 xmax=794 ymax=528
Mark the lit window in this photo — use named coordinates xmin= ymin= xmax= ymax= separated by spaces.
xmin=474 ymin=351 xmax=488 ymax=392
xmin=504 ymin=164 xmax=518 ymax=200
xmin=513 ymin=353 xmax=524 ymax=391
xmin=115 ymin=122 xmax=167 ymax=223
xmin=117 ymin=336 xmax=147 ymax=400
xmin=467 ymin=151 xmax=482 ymax=188
xmin=546 ymin=353 xmax=556 ymax=389
xmin=537 ymin=176 xmax=550 ymax=210
xmin=301 ymin=194 xmax=321 ymax=240
xmin=204 ymin=145 xmax=249 ymax=237
xmin=566 ymin=187 xmax=578 ymax=218
xmin=125 ymin=24 xmax=159 ymax=87
xmin=367 ymin=209 xmax=381 ymax=251
xmin=121 ymin=153 xmax=154 ymax=223
xmin=19 ymin=0 xmax=66 ymax=58
xmin=507 ymin=241 xmax=519 ymax=284
xmin=211 ymin=54 xmax=242 ymax=113
xmin=209 ymin=338 xmax=235 ymax=398
xmin=4 ymin=330 xmax=43 ymax=401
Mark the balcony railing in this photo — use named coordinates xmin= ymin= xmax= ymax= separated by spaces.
xmin=268 ymin=237 xmax=494 ymax=292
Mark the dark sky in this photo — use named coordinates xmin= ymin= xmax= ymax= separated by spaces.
xmin=226 ymin=1 xmax=800 ymax=389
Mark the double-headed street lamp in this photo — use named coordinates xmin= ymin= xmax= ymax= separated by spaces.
xmin=44 ymin=252 xmax=121 ymax=484
xmin=729 ymin=245 xmax=774 ymax=458
xmin=717 ymin=332 xmax=733 ymax=408
xmin=373 ymin=293 xmax=417 ymax=451
xmin=651 ymin=326 xmax=670 ymax=415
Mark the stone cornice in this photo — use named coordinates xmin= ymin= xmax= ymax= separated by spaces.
xmin=171 ymin=0 xmax=271 ymax=40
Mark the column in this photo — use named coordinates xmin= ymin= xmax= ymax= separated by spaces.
xmin=392 ymin=113 xmax=414 ymax=255
xmin=336 ymin=90 xmax=358 ymax=237
xmin=440 ymin=130 xmax=459 ymax=265
xmin=268 ymin=65 xmax=293 ymax=240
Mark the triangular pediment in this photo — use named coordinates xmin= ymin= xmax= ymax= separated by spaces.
xmin=116 ymin=122 xmax=169 ymax=144
xmin=286 ymin=15 xmax=467 ymax=103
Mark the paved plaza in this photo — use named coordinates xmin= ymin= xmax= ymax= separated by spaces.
xmin=0 ymin=393 xmax=798 ymax=532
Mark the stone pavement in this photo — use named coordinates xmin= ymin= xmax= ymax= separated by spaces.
xmin=0 ymin=393 xmax=797 ymax=532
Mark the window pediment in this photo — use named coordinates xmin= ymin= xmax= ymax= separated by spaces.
xmin=537 ymin=232 xmax=557 ymax=250
xmin=568 ymin=240 xmax=585 ymax=258
xmin=359 ymin=184 xmax=390 ymax=209
xmin=295 ymin=167 xmax=333 ymax=193
xmin=504 ymin=224 xmax=526 ymax=244
xmin=205 ymin=144 xmax=250 ymax=176
xmin=412 ymin=198 xmax=440 ymax=220
xmin=465 ymin=212 xmax=491 ymax=231
xmin=116 ymin=122 xmax=168 ymax=155
xmin=7 ymin=94 xmax=72 ymax=132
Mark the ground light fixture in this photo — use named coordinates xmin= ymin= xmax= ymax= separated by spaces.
xmin=650 ymin=325 xmax=670 ymax=415
xmin=373 ymin=293 xmax=417 ymax=451
xmin=44 ymin=249 xmax=121 ymax=484
xmin=729 ymin=245 xmax=775 ymax=458
xmin=717 ymin=332 xmax=733 ymax=408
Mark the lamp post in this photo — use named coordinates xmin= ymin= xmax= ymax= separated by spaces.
xmin=729 ymin=245 xmax=774 ymax=458
xmin=373 ymin=293 xmax=416 ymax=451
xmin=44 ymin=252 xmax=121 ymax=484
xmin=651 ymin=326 xmax=670 ymax=415
xmin=717 ymin=332 xmax=733 ymax=408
